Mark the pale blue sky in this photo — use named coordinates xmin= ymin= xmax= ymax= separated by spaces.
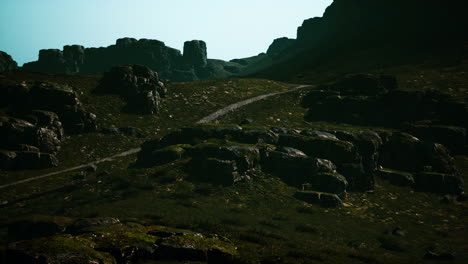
xmin=0 ymin=0 xmax=332 ymax=65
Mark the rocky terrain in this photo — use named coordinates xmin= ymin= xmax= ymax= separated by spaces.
xmin=0 ymin=0 xmax=467 ymax=263
xmin=0 ymin=77 xmax=96 ymax=170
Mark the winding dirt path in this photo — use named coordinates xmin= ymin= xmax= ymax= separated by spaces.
xmin=0 ymin=84 xmax=312 ymax=190
xmin=197 ymin=85 xmax=311 ymax=124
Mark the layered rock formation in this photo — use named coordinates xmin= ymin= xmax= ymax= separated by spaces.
xmin=21 ymin=38 xmax=245 ymax=82
xmin=0 ymin=51 xmax=18 ymax=72
xmin=0 ymin=77 xmax=96 ymax=170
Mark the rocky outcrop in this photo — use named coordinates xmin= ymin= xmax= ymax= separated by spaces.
xmin=0 ymin=80 xmax=97 ymax=133
xmin=266 ymin=37 xmax=296 ymax=58
xmin=298 ymin=74 xmax=466 ymax=194
xmin=98 ymin=65 xmax=166 ymax=114
xmin=302 ymin=74 xmax=468 ymax=128
xmin=0 ymin=51 xmax=18 ymax=72
xmin=0 ymin=115 xmax=62 ymax=170
xmin=183 ymin=40 xmax=208 ymax=68
xmin=21 ymin=38 xmax=246 ymax=82
xmin=5 ymin=217 xmax=239 ymax=264
xmin=0 ymin=77 xmax=97 ymax=170
xmin=137 ymin=124 xmax=463 ymax=208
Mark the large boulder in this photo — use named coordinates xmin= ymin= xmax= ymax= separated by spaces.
xmin=183 ymin=40 xmax=208 ymax=68
xmin=0 ymin=115 xmax=61 ymax=170
xmin=98 ymin=64 xmax=166 ymax=114
xmin=0 ymin=117 xmax=62 ymax=154
xmin=0 ymin=51 xmax=18 ymax=72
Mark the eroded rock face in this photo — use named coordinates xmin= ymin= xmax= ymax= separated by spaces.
xmin=98 ymin=64 xmax=167 ymax=114
xmin=0 ymin=51 xmax=18 ymax=72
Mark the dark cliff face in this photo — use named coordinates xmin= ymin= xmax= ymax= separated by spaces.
xmin=254 ymin=0 xmax=468 ymax=81
xmin=21 ymin=38 xmax=243 ymax=82
xmin=296 ymin=0 xmax=468 ymax=50
xmin=0 ymin=51 xmax=18 ymax=72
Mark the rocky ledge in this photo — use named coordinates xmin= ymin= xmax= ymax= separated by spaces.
xmin=136 ymin=124 xmax=464 ymax=208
